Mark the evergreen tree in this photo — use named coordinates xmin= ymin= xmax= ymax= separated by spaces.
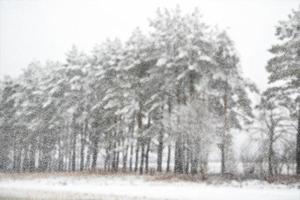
xmin=265 ymin=6 xmax=300 ymax=175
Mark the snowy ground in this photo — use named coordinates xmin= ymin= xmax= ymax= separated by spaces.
xmin=0 ymin=173 xmax=299 ymax=200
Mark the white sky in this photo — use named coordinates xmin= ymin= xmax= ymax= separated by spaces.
xmin=0 ymin=0 xmax=299 ymax=90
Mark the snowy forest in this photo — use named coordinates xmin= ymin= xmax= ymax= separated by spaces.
xmin=0 ymin=6 xmax=299 ymax=182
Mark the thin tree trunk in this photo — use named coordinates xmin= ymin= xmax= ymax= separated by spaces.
xmin=37 ymin=142 xmax=43 ymax=172
xmin=166 ymin=144 xmax=171 ymax=172
xmin=129 ymin=144 xmax=133 ymax=172
xmin=91 ymin=133 xmax=98 ymax=171
xmin=80 ymin=121 xmax=88 ymax=171
xmin=157 ymin=131 xmax=163 ymax=172
xmin=145 ymin=138 xmax=150 ymax=173
xmin=268 ymin=136 xmax=274 ymax=177
xmin=166 ymin=99 xmax=172 ymax=173
xmin=85 ymin=143 xmax=91 ymax=170
xmin=137 ymin=104 xmax=143 ymax=174
xmin=12 ymin=131 xmax=17 ymax=172
xmin=104 ymin=145 xmax=109 ymax=171
xmin=144 ymin=116 xmax=151 ymax=174
xmin=80 ymin=136 xmax=85 ymax=171
xmin=40 ymin=138 xmax=49 ymax=172
xmin=191 ymin=153 xmax=198 ymax=175
xmin=191 ymin=141 xmax=199 ymax=175
xmin=221 ymin=143 xmax=225 ymax=175
xmin=108 ymin=141 xmax=112 ymax=171
xmin=296 ymin=103 xmax=300 ymax=175
xmin=139 ymin=140 xmax=145 ymax=175
xmin=58 ymin=136 xmax=64 ymax=171
xmin=221 ymin=83 xmax=228 ymax=176
xmin=129 ymin=113 xmax=135 ymax=172
xmin=174 ymin=84 xmax=183 ymax=174
xmin=112 ymin=135 xmax=117 ymax=172
xmin=116 ymin=141 xmax=120 ymax=172
xmin=67 ymin=125 xmax=72 ymax=172
xmin=174 ymin=133 xmax=184 ymax=173
xmin=22 ymin=145 xmax=29 ymax=172
xmin=184 ymin=137 xmax=190 ymax=174
xmin=104 ymin=139 xmax=111 ymax=172
xmin=29 ymin=138 xmax=36 ymax=172
xmin=71 ymin=134 xmax=76 ymax=171
xmin=123 ymin=144 xmax=128 ymax=172
xmin=71 ymin=115 xmax=76 ymax=172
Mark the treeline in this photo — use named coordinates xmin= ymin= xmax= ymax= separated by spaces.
xmin=0 ymin=7 xmax=299 ymax=178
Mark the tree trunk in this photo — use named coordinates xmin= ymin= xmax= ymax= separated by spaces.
xmin=116 ymin=141 xmax=120 ymax=172
xmin=139 ymin=140 xmax=145 ymax=175
xmin=40 ymin=138 xmax=50 ymax=172
xmin=191 ymin=141 xmax=199 ymax=175
xmin=12 ymin=132 xmax=17 ymax=172
xmin=29 ymin=138 xmax=36 ymax=172
xmin=37 ymin=144 xmax=42 ymax=172
xmin=174 ymin=133 xmax=183 ymax=173
xmin=85 ymin=149 xmax=90 ymax=170
xmin=67 ymin=126 xmax=72 ymax=171
xmin=137 ymin=104 xmax=143 ymax=174
xmin=221 ymin=143 xmax=225 ymax=175
xmin=268 ymin=133 xmax=274 ymax=177
xmin=174 ymin=84 xmax=183 ymax=174
xmin=191 ymin=153 xmax=198 ymax=175
xmin=112 ymin=136 xmax=117 ymax=172
xmin=296 ymin=103 xmax=300 ymax=175
xmin=145 ymin=138 xmax=150 ymax=173
xmin=71 ymin=115 xmax=76 ymax=172
xmin=22 ymin=145 xmax=29 ymax=172
xmin=166 ymin=99 xmax=172 ymax=173
xmin=129 ymin=113 xmax=135 ymax=172
xmin=91 ymin=134 xmax=98 ymax=170
xmin=71 ymin=133 xmax=76 ymax=171
xmin=85 ymin=139 xmax=91 ymax=170
xmin=184 ymin=137 xmax=190 ymax=174
xmin=221 ymin=85 xmax=228 ymax=176
xmin=166 ymin=144 xmax=171 ymax=172
xmin=58 ymin=136 xmax=64 ymax=171
xmin=80 ymin=121 xmax=88 ymax=171
xmin=129 ymin=144 xmax=133 ymax=172
xmin=157 ymin=131 xmax=163 ymax=172
xmin=134 ymin=144 xmax=139 ymax=172
xmin=104 ymin=141 xmax=112 ymax=171
xmin=80 ymin=137 xmax=85 ymax=171
xmin=122 ymin=144 xmax=128 ymax=172
xmin=104 ymin=145 xmax=109 ymax=171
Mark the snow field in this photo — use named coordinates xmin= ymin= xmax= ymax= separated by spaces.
xmin=0 ymin=174 xmax=299 ymax=200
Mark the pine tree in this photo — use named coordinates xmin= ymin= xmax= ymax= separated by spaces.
xmin=265 ymin=6 xmax=300 ymax=175
xmin=256 ymin=96 xmax=290 ymax=178
xmin=211 ymin=31 xmax=256 ymax=175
